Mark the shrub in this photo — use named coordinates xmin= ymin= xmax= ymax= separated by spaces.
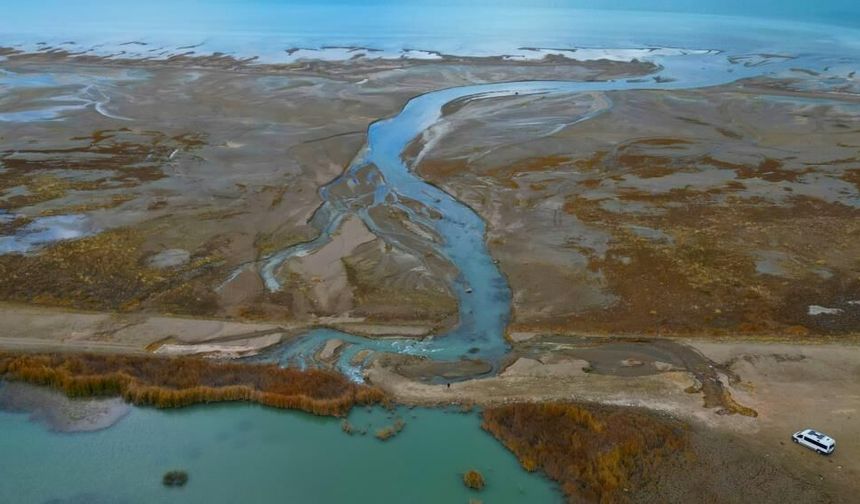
xmin=341 ymin=420 xmax=354 ymax=434
xmin=482 ymin=402 xmax=688 ymax=503
xmin=375 ymin=417 xmax=405 ymax=441
xmin=0 ymin=352 xmax=386 ymax=417
xmin=463 ymin=469 xmax=485 ymax=490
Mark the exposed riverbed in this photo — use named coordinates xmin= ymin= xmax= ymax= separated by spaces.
xmin=245 ymin=49 xmax=823 ymax=379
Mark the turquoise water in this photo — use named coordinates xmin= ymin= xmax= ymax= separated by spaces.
xmin=0 ymin=403 xmax=561 ymax=503
xmin=2 ymin=2 xmax=859 ymax=62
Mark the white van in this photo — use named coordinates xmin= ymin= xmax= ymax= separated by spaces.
xmin=792 ymin=429 xmax=836 ymax=455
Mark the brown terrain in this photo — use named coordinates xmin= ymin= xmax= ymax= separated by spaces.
xmin=411 ymin=79 xmax=860 ymax=338
xmin=0 ymin=48 xmax=655 ymax=331
xmin=1 ymin=49 xmax=859 ymax=503
xmin=0 ymin=351 xmax=385 ymax=416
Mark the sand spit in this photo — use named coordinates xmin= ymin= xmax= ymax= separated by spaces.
xmin=154 ymin=333 xmax=284 ymax=358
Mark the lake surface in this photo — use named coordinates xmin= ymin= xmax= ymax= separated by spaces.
xmin=0 ymin=401 xmax=561 ymax=503
xmin=2 ymin=1 xmax=859 ymax=63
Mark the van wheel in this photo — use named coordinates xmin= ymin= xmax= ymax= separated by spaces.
xmin=792 ymin=437 xmax=798 ymax=443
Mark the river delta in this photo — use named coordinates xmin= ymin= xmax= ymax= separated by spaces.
xmin=1 ymin=2 xmax=860 ymax=502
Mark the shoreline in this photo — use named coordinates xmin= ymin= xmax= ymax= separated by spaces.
xmin=1 ymin=344 xmax=856 ymax=501
xmin=0 ymin=302 xmax=446 ymax=358
xmin=0 ymin=302 xmax=857 ymax=358
xmin=0 ymin=352 xmax=386 ymax=417
xmin=0 ymin=45 xmax=663 ymax=81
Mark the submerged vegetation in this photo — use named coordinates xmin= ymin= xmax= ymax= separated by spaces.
xmin=162 ymin=470 xmax=189 ymax=488
xmin=0 ymin=353 xmax=385 ymax=417
xmin=482 ymin=402 xmax=688 ymax=503
xmin=462 ymin=469 xmax=485 ymax=491
xmin=374 ymin=417 xmax=406 ymax=441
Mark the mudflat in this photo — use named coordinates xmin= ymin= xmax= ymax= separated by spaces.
xmin=1 ymin=45 xmax=859 ymax=503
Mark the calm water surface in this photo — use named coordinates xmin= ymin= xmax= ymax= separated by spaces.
xmin=0 ymin=403 xmax=561 ymax=503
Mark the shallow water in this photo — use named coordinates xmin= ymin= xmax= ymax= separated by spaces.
xmin=0 ymin=403 xmax=561 ymax=504
xmin=0 ymin=215 xmax=95 ymax=254
xmin=2 ymin=2 xmax=859 ymax=62
xmin=0 ymin=68 xmax=143 ymax=123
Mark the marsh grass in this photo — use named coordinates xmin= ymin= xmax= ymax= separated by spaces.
xmin=0 ymin=353 xmax=386 ymax=417
xmin=482 ymin=402 xmax=688 ymax=503
xmin=375 ymin=417 xmax=405 ymax=441
xmin=0 ymin=229 xmax=222 ymax=316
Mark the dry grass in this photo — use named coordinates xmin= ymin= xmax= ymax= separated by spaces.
xmin=556 ymin=186 xmax=860 ymax=337
xmin=418 ymin=135 xmax=860 ymax=338
xmin=0 ymin=229 xmax=222 ymax=316
xmin=39 ymin=194 xmax=135 ymax=217
xmin=375 ymin=417 xmax=405 ymax=441
xmin=0 ymin=129 xmax=204 ymax=211
xmin=485 ymin=155 xmax=571 ymax=178
xmin=3 ymin=174 xmax=107 ymax=209
xmin=843 ymin=168 xmax=860 ymax=191
xmin=482 ymin=402 xmax=688 ymax=504
xmin=162 ymin=470 xmax=189 ymax=487
xmin=0 ymin=352 xmax=386 ymax=417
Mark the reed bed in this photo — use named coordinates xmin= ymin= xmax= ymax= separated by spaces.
xmin=0 ymin=352 xmax=386 ymax=417
xmin=482 ymin=402 xmax=688 ymax=503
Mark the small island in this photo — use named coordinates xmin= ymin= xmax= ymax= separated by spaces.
xmin=463 ymin=469 xmax=485 ymax=491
